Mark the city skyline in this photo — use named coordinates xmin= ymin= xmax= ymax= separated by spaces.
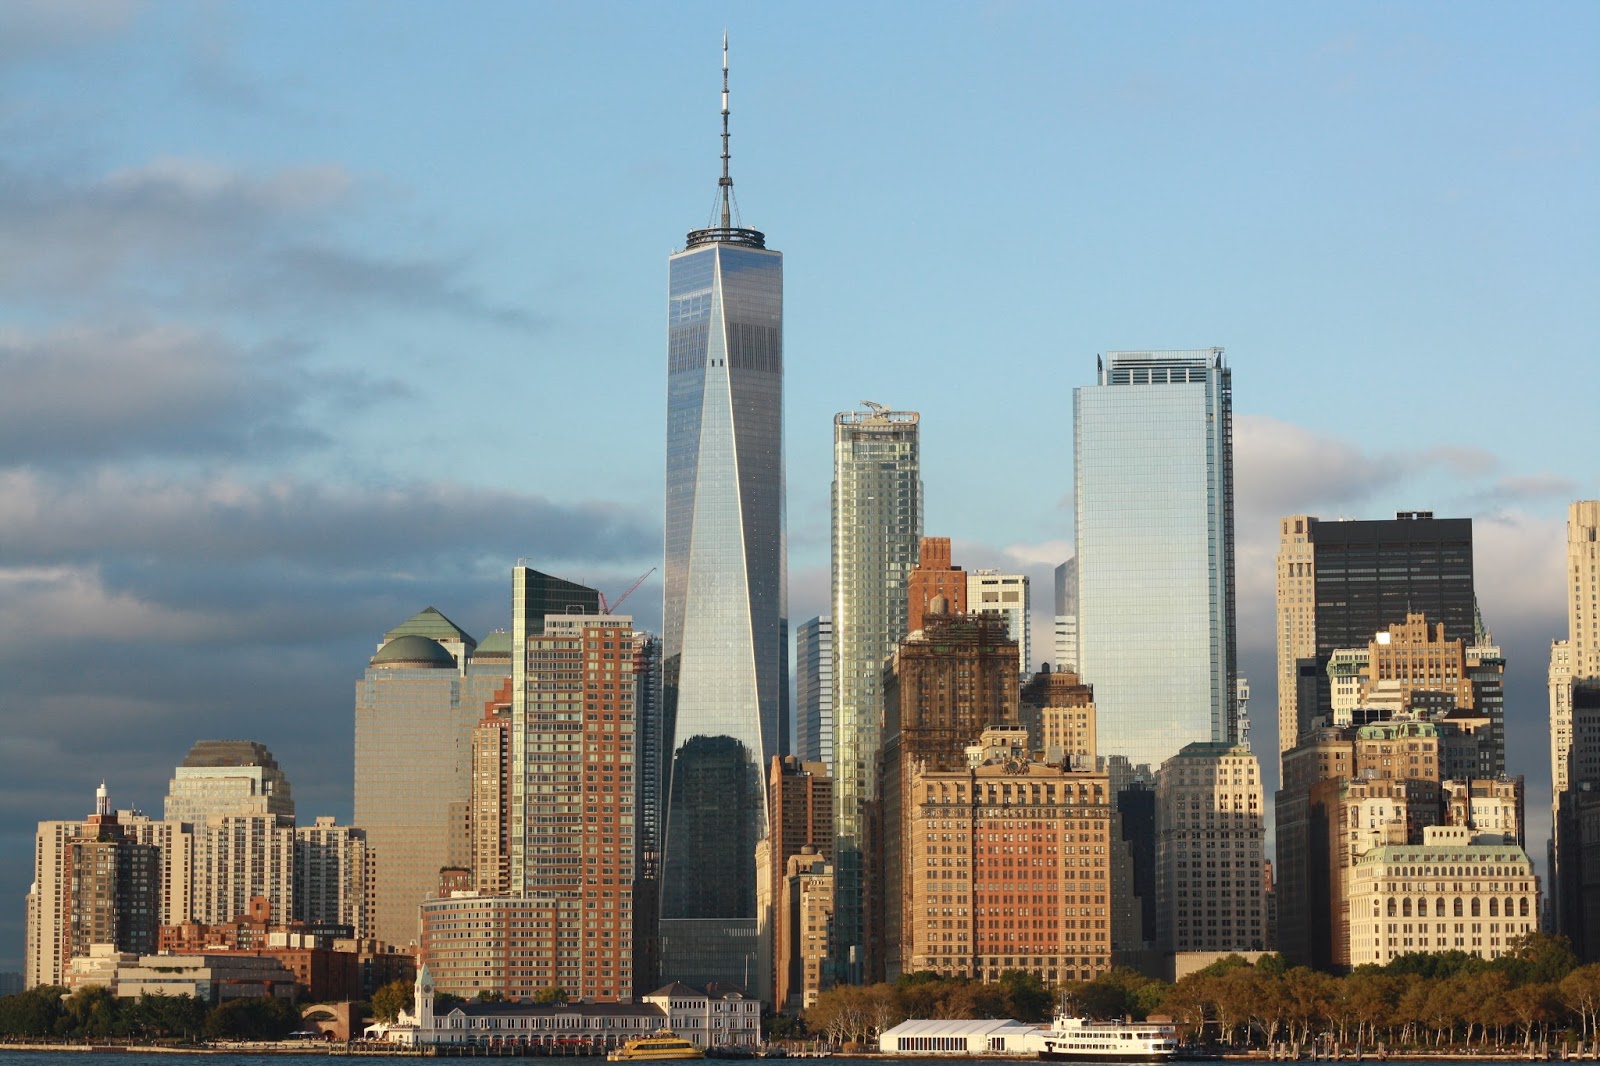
xmin=0 ymin=4 xmax=1594 ymax=974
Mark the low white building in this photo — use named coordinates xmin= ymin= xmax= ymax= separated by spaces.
xmin=880 ymin=1018 xmax=1047 ymax=1056
xmin=77 ymin=950 xmax=298 ymax=1003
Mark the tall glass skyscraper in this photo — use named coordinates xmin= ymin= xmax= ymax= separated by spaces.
xmin=1073 ymin=349 xmax=1235 ymax=772
xmin=830 ymin=406 xmax=921 ymax=980
xmin=659 ymin=38 xmax=788 ymax=989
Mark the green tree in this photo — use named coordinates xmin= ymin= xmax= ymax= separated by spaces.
xmin=1498 ymin=933 xmax=1579 ymax=987
xmin=371 ymin=979 xmax=412 ymax=1023
xmin=133 ymin=992 xmax=206 ymax=1041
xmin=530 ymin=987 xmax=567 ymax=1005
xmin=58 ymin=984 xmax=124 ymax=1038
xmin=997 ymin=970 xmax=1053 ymax=1022
xmin=203 ymin=997 xmax=299 ymax=1041
xmin=0 ymin=987 xmax=66 ymax=1038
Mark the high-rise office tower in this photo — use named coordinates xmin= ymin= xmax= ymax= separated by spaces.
xmin=968 ymin=570 xmax=1031 ymax=676
xmin=468 ymin=636 xmax=514 ymax=896
xmin=795 ymin=617 xmax=834 ymax=770
xmin=629 ymin=629 xmax=664 ymax=993
xmin=164 ymin=740 xmax=299 ymax=927
xmin=1154 ymin=743 xmax=1267 ymax=953
xmin=1073 ymin=350 xmax=1235 ymax=772
xmin=513 ymin=611 xmax=639 ymax=1001
xmin=509 ymin=567 xmax=601 ymax=893
xmin=830 ymin=404 xmax=921 ymax=979
xmin=1568 ymin=501 xmax=1600 ymax=682
xmin=1551 ymin=502 xmax=1600 ymax=956
xmin=660 ymin=38 xmax=787 ymax=989
xmin=1275 ymin=512 xmax=1476 ymax=758
xmin=355 ymin=608 xmax=507 ymax=948
xmin=1054 ymin=558 xmax=1078 ymax=671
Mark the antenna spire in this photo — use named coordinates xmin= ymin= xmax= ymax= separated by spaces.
xmin=719 ymin=31 xmax=733 ymax=228
xmin=684 ymin=32 xmax=765 ymax=250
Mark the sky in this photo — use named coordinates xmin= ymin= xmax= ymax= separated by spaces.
xmin=0 ymin=0 xmax=1596 ymax=973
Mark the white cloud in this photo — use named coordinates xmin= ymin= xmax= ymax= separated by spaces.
xmin=0 ymin=565 xmax=233 ymax=643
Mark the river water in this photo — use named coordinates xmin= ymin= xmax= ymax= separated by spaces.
xmin=0 ymin=1056 xmax=1549 ymax=1066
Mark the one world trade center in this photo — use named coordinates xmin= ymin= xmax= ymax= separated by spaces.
xmin=659 ymin=36 xmax=787 ymax=990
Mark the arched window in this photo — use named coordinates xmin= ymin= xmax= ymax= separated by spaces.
xmin=1403 ymin=898 xmax=1412 ymax=917
xmin=1388 ymin=899 xmax=1397 ymax=917
xmin=1506 ymin=897 xmax=1516 ymax=918
xmin=1521 ymin=898 xmax=1530 ymax=917
xmin=1454 ymin=898 xmax=1464 ymax=917
xmin=1437 ymin=898 xmax=1446 ymax=918
xmin=1489 ymin=898 xmax=1499 ymax=917
xmin=1418 ymin=898 xmax=1429 ymax=917
xmin=1471 ymin=898 xmax=1481 ymax=917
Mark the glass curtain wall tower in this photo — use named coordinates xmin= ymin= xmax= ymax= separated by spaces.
xmin=831 ymin=405 xmax=922 ymax=981
xmin=1073 ymin=349 xmax=1235 ymax=772
xmin=660 ymin=37 xmax=788 ymax=989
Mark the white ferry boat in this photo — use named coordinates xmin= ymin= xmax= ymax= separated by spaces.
xmin=879 ymin=1012 xmax=1177 ymax=1061
xmin=1035 ymin=1015 xmax=1177 ymax=1062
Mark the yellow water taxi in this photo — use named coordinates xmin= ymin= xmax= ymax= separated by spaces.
xmin=607 ymin=1030 xmax=706 ymax=1061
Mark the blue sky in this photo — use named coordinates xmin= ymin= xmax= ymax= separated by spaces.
xmin=0 ymin=1 xmax=1595 ymax=972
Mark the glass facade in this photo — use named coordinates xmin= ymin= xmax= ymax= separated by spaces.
xmin=795 ymin=617 xmax=834 ymax=770
xmin=830 ymin=408 xmax=921 ymax=979
xmin=1306 ymin=514 xmax=1476 ymax=715
xmin=660 ymin=236 xmax=787 ymax=987
xmin=1073 ymin=350 xmax=1235 ymax=772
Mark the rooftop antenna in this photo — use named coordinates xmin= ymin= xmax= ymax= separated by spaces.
xmin=686 ymin=34 xmax=764 ymax=249
xmin=719 ymin=31 xmax=733 ymax=228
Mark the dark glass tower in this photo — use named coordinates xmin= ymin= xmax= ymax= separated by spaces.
xmin=659 ymin=37 xmax=787 ymax=989
xmin=1307 ymin=512 xmax=1476 ymax=714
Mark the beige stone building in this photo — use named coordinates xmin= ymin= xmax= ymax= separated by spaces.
xmin=1276 ymin=515 xmax=1318 ymax=761
xmin=1154 ymin=742 xmax=1267 ymax=953
xmin=1347 ymin=825 xmax=1537 ymax=965
xmin=1022 ymin=669 xmax=1097 ymax=770
xmin=775 ymin=848 xmax=834 ymax=1012
xmin=1569 ymin=501 xmax=1600 ymax=682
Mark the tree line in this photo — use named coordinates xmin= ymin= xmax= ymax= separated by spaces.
xmin=803 ymin=934 xmax=1600 ymax=1051
xmin=0 ymin=984 xmax=309 ymax=1042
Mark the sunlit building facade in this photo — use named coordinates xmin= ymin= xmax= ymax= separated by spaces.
xmin=659 ymin=51 xmax=787 ymax=986
xmin=830 ymin=404 xmax=921 ymax=980
xmin=1073 ymin=349 xmax=1235 ymax=770
xmin=355 ymin=608 xmax=508 ymax=948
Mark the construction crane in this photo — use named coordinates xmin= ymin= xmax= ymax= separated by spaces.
xmin=600 ymin=567 xmax=656 ymax=615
